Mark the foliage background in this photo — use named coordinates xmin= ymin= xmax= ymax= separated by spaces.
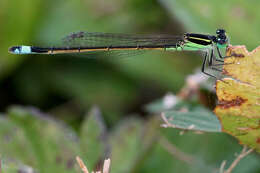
xmin=0 ymin=0 xmax=260 ymax=172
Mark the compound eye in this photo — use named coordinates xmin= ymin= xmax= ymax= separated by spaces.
xmin=216 ymin=29 xmax=225 ymax=34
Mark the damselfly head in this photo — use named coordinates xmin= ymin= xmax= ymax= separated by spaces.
xmin=216 ymin=29 xmax=228 ymax=45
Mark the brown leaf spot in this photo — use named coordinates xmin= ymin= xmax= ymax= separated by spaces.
xmin=231 ymin=52 xmax=245 ymax=58
xmin=218 ymin=96 xmax=247 ymax=109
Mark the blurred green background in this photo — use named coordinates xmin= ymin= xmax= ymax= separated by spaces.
xmin=0 ymin=0 xmax=260 ymax=172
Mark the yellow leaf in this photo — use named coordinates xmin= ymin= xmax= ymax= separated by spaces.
xmin=214 ymin=45 xmax=260 ymax=153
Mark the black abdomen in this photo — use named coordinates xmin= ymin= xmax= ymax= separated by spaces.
xmin=31 ymin=47 xmax=49 ymax=53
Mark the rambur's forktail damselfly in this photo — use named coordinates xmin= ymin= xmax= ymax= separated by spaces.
xmin=9 ymin=29 xmax=228 ymax=78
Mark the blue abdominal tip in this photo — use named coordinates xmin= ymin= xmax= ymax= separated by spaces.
xmin=20 ymin=46 xmax=32 ymax=54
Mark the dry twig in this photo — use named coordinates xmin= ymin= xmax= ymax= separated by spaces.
xmin=221 ymin=146 xmax=254 ymax=173
xmin=76 ymin=156 xmax=89 ymax=173
xmin=103 ymin=159 xmax=111 ymax=173
xmin=76 ymin=156 xmax=111 ymax=173
xmin=160 ymin=113 xmax=176 ymax=128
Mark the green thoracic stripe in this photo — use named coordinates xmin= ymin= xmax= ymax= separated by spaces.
xmin=166 ymin=41 xmax=212 ymax=51
xmin=217 ymin=43 xmax=227 ymax=48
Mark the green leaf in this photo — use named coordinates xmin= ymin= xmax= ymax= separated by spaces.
xmin=79 ymin=107 xmax=107 ymax=171
xmin=0 ymin=117 xmax=36 ymax=166
xmin=109 ymin=117 xmax=159 ymax=173
xmin=0 ymin=158 xmax=36 ymax=173
xmin=146 ymin=93 xmax=221 ymax=132
xmin=7 ymin=106 xmax=79 ymax=173
xmin=163 ymin=107 xmax=221 ymax=132
xmin=109 ymin=118 xmax=143 ymax=173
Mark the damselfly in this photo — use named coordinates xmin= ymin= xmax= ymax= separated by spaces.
xmin=9 ymin=29 xmax=229 ymax=78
